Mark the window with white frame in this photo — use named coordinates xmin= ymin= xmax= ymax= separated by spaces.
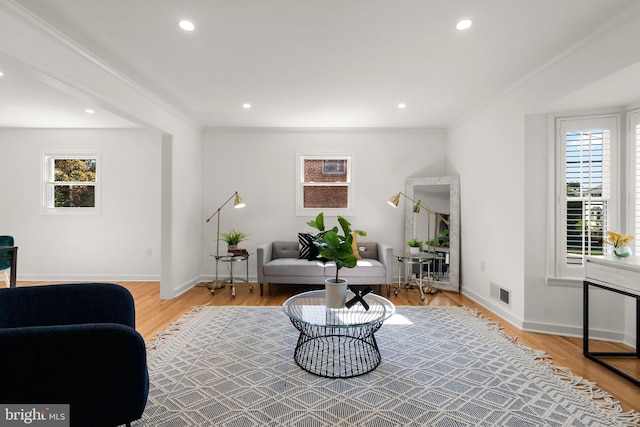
xmin=43 ymin=152 xmax=99 ymax=213
xmin=630 ymin=110 xmax=640 ymax=254
xmin=296 ymin=153 xmax=353 ymax=216
xmin=555 ymin=115 xmax=619 ymax=277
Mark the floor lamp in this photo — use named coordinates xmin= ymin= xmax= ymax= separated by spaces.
xmin=205 ymin=191 xmax=246 ymax=290
xmin=388 ymin=191 xmax=449 ymax=294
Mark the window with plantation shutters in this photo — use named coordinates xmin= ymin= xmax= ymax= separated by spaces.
xmin=556 ymin=116 xmax=619 ymax=277
xmin=631 ymin=110 xmax=640 ymax=255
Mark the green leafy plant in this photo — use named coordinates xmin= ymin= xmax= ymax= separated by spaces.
xmin=221 ymin=229 xmax=249 ymax=246
xmin=307 ymin=212 xmax=367 ymax=282
xmin=425 ymin=230 xmax=450 ymax=247
xmin=407 ymin=238 xmax=423 ymax=248
xmin=438 ymin=229 xmax=450 ymax=247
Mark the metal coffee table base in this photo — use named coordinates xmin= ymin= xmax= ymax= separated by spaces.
xmin=290 ymin=319 xmax=383 ymax=378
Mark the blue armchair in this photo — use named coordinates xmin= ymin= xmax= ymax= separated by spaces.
xmin=0 ymin=283 xmax=149 ymax=427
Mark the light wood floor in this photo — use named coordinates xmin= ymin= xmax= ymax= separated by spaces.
xmin=16 ymin=281 xmax=640 ymax=414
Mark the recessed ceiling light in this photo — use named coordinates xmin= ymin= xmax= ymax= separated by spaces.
xmin=85 ymin=109 xmax=95 ymax=114
xmin=456 ymin=19 xmax=472 ymax=30
xmin=0 ymin=70 xmax=4 ymax=77
xmin=178 ymin=20 xmax=195 ymax=31
xmin=242 ymin=103 xmax=252 ymax=109
xmin=398 ymin=103 xmax=407 ymax=109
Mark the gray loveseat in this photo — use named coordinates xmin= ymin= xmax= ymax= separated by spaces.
xmin=257 ymin=241 xmax=393 ymax=296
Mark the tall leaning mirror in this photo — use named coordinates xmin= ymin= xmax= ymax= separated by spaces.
xmin=404 ymin=176 xmax=460 ymax=292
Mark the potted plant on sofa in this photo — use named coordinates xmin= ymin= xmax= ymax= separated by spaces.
xmin=307 ymin=212 xmax=366 ymax=308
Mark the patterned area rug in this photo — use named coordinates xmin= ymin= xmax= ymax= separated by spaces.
xmin=133 ymin=306 xmax=639 ymax=426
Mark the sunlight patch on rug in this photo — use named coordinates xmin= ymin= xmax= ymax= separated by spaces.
xmin=134 ymin=306 xmax=640 ymax=426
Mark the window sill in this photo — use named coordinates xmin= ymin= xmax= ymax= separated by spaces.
xmin=41 ymin=207 xmax=101 ymax=216
xmin=546 ymin=276 xmax=583 ymax=288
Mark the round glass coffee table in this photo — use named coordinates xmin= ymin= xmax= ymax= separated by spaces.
xmin=282 ymin=289 xmax=395 ymax=378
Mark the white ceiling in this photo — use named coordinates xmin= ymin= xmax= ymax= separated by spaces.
xmin=2 ymin=0 xmax=640 ymax=129
xmin=0 ymin=52 xmax=138 ymax=128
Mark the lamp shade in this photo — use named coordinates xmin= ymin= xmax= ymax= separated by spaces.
xmin=234 ymin=193 xmax=246 ymax=208
xmin=387 ymin=193 xmax=401 ymax=207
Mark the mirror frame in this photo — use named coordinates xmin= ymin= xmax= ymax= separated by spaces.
xmin=405 ymin=176 xmax=460 ymax=292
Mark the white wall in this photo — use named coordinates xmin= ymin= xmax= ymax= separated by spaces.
xmin=0 ymin=128 xmax=161 ymax=281
xmin=201 ymin=129 xmax=447 ymax=281
xmin=447 ymin=8 xmax=640 ymax=338
xmin=162 ymin=127 xmax=204 ymax=298
xmin=448 ymin=103 xmax=527 ymax=326
xmin=0 ymin=4 xmax=205 ymax=299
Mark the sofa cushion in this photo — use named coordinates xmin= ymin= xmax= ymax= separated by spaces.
xmin=272 ymin=241 xmax=300 ymax=259
xmin=298 ymin=232 xmax=324 ymax=260
xmin=351 ymin=232 xmax=362 ymax=260
xmin=298 ymin=233 xmax=313 ymax=259
xmin=264 ymin=258 xmax=326 ymax=277
xmin=324 ymin=259 xmax=386 ymax=278
xmin=358 ymin=242 xmax=378 ymax=260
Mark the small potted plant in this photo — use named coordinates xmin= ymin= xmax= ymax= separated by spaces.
xmin=605 ymin=230 xmax=634 ymax=258
xmin=221 ymin=229 xmax=249 ymax=250
xmin=407 ymin=238 xmax=423 ymax=254
xmin=307 ymin=212 xmax=366 ymax=308
xmin=438 ymin=229 xmax=450 ymax=247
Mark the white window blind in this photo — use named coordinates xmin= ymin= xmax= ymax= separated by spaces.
xmin=565 ymin=130 xmax=609 ymax=264
xmin=557 ymin=116 xmax=618 ymax=277
xmin=631 ymin=111 xmax=640 ymax=254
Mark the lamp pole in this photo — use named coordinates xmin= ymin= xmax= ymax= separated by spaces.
xmin=205 ymin=191 xmax=246 ymax=290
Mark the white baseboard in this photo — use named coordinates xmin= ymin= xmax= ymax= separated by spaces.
xmin=463 ymin=287 xmax=636 ymax=349
xmin=460 ymin=287 xmax=524 ymax=329
xmin=17 ymin=274 xmax=161 ymax=282
xmin=172 ymin=276 xmax=203 ymax=299
xmin=521 ymin=320 xmax=633 ymax=346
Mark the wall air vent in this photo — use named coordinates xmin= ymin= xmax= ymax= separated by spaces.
xmin=490 ymin=282 xmax=511 ymax=307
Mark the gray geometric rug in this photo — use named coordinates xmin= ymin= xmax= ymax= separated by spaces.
xmin=132 ymin=306 xmax=640 ymax=426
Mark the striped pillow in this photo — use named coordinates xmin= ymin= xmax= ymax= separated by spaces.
xmin=298 ymin=232 xmax=323 ymax=260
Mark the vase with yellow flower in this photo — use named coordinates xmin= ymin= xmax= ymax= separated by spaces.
xmin=605 ymin=231 xmax=634 ymax=258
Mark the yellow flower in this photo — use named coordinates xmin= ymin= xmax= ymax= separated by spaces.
xmin=619 ymin=235 xmax=634 ymax=246
xmin=606 ymin=231 xmax=622 ymax=243
xmin=606 ymin=231 xmax=634 ymax=247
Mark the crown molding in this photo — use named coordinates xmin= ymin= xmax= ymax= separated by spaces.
xmin=0 ymin=0 xmax=200 ymax=132
xmin=449 ymin=2 xmax=640 ymax=131
xmin=203 ymin=126 xmax=445 ymax=134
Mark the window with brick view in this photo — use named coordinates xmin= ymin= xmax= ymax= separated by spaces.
xmin=297 ymin=155 xmax=353 ymax=215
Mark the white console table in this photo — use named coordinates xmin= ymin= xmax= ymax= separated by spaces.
xmin=584 ymin=256 xmax=640 ymax=386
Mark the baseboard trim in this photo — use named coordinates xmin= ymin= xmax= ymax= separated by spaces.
xmin=463 ymin=288 xmax=635 ymax=348
xmin=522 ymin=321 xmax=636 ymax=349
xmin=173 ymin=277 xmax=202 ymax=298
xmin=460 ymin=288 xmax=524 ymax=329
xmin=17 ymin=274 xmax=161 ymax=282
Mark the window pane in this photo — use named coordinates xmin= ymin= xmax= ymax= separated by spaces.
xmin=298 ymin=154 xmax=353 ymax=215
xmin=54 ymin=185 xmax=95 ymax=207
xmin=54 ymin=159 xmax=96 ymax=183
xmin=635 ymin=120 xmax=640 ymax=254
xmin=564 ymin=129 xmax=609 ymax=266
xmin=304 ymin=159 xmax=347 ymax=183
xmin=303 ymin=185 xmax=349 ymax=208
xmin=322 ymin=159 xmax=346 ymax=175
